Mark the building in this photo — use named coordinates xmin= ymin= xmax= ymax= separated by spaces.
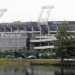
xmin=0 ymin=21 xmax=75 ymax=52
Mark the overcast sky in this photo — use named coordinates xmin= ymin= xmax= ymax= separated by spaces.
xmin=0 ymin=0 xmax=75 ymax=23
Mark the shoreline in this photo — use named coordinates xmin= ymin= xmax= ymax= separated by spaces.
xmin=0 ymin=58 xmax=75 ymax=66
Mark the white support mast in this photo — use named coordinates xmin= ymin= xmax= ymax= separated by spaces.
xmin=37 ymin=6 xmax=54 ymax=25
xmin=0 ymin=9 xmax=7 ymax=18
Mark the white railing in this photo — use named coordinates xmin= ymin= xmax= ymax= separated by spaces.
xmin=34 ymin=46 xmax=54 ymax=49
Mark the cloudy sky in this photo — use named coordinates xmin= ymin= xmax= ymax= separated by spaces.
xmin=0 ymin=0 xmax=75 ymax=23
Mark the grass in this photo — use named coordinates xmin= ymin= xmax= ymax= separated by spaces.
xmin=0 ymin=58 xmax=75 ymax=66
xmin=0 ymin=58 xmax=60 ymax=64
xmin=0 ymin=58 xmax=25 ymax=61
xmin=27 ymin=59 xmax=60 ymax=64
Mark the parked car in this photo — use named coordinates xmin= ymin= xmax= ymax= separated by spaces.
xmin=27 ymin=55 xmax=36 ymax=59
xmin=6 ymin=55 xmax=15 ymax=58
xmin=11 ymin=55 xmax=15 ymax=58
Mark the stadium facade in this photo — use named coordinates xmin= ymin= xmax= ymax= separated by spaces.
xmin=0 ymin=21 xmax=75 ymax=52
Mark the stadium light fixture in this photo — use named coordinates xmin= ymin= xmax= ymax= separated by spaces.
xmin=0 ymin=9 xmax=7 ymax=12
xmin=42 ymin=6 xmax=55 ymax=9
xmin=0 ymin=9 xmax=7 ymax=17
xmin=37 ymin=6 xmax=55 ymax=25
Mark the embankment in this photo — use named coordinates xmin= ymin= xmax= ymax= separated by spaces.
xmin=0 ymin=58 xmax=75 ymax=66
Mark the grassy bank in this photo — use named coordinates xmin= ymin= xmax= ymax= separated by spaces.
xmin=0 ymin=58 xmax=60 ymax=63
xmin=0 ymin=58 xmax=75 ymax=66
xmin=0 ymin=58 xmax=60 ymax=66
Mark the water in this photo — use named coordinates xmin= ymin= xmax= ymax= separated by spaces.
xmin=0 ymin=65 xmax=75 ymax=75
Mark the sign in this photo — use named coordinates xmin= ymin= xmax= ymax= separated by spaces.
xmin=1 ymin=33 xmax=4 ymax=37
xmin=6 ymin=24 xmax=8 ymax=26
xmin=1 ymin=33 xmax=22 ymax=37
xmin=25 ymin=23 xmax=27 ymax=25
xmin=53 ymin=22 xmax=69 ymax=24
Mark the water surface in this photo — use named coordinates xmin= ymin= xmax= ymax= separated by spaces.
xmin=0 ymin=65 xmax=75 ymax=75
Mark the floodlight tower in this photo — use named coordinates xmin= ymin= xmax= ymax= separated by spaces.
xmin=37 ymin=6 xmax=54 ymax=25
xmin=0 ymin=9 xmax=7 ymax=18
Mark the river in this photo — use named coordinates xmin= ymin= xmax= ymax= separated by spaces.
xmin=0 ymin=65 xmax=75 ymax=75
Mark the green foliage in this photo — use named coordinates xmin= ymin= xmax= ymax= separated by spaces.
xmin=3 ymin=50 xmax=13 ymax=56
xmin=24 ymin=50 xmax=32 ymax=57
xmin=42 ymin=52 xmax=48 ymax=58
xmin=0 ymin=51 xmax=3 ymax=56
xmin=14 ymin=50 xmax=18 ymax=58
xmin=17 ymin=52 xmax=22 ymax=57
xmin=22 ymin=47 xmax=27 ymax=51
xmin=33 ymin=50 xmax=39 ymax=58
xmin=52 ymin=22 xmax=75 ymax=59
xmin=3 ymin=50 xmax=9 ymax=56
xmin=39 ymin=49 xmax=44 ymax=53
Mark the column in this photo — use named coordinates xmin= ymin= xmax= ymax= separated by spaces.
xmin=24 ymin=26 xmax=26 ymax=31
xmin=17 ymin=27 xmax=19 ymax=32
xmin=11 ymin=27 xmax=12 ymax=32
xmin=32 ymin=26 xmax=33 ymax=33
xmin=4 ymin=27 xmax=6 ymax=32
xmin=40 ymin=42 xmax=41 ymax=47
xmin=48 ymin=42 xmax=49 ymax=46
xmin=32 ymin=26 xmax=34 ymax=39
xmin=40 ymin=26 xmax=41 ymax=37
xmin=30 ymin=42 xmax=34 ymax=51
xmin=49 ymin=26 xmax=51 ymax=35
xmin=17 ymin=37 xmax=19 ymax=51
xmin=25 ymin=26 xmax=26 ymax=31
xmin=48 ymin=26 xmax=49 ymax=36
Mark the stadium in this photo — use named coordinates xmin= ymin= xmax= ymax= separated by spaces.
xmin=0 ymin=6 xmax=75 ymax=52
xmin=0 ymin=21 xmax=75 ymax=52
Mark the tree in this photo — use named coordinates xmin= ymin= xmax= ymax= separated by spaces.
xmin=66 ymin=35 xmax=75 ymax=57
xmin=39 ymin=49 xmax=44 ymax=53
xmin=14 ymin=50 xmax=18 ymax=58
xmin=24 ymin=50 xmax=32 ymax=57
xmin=0 ymin=51 xmax=3 ymax=58
xmin=3 ymin=50 xmax=9 ymax=56
xmin=22 ymin=47 xmax=27 ymax=52
xmin=42 ymin=52 xmax=48 ymax=59
xmin=34 ymin=50 xmax=39 ymax=58
xmin=52 ymin=22 xmax=72 ymax=64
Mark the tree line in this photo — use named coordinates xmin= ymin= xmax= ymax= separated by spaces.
xmin=52 ymin=22 xmax=75 ymax=64
xmin=0 ymin=49 xmax=55 ymax=59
